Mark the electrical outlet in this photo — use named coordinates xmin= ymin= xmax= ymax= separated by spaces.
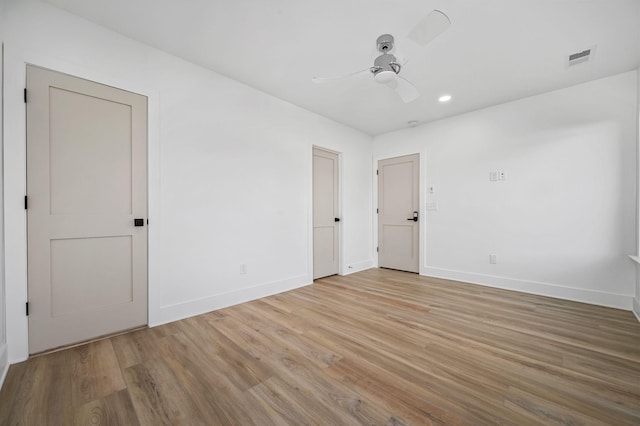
xmin=489 ymin=254 xmax=497 ymax=264
xmin=499 ymin=171 xmax=506 ymax=181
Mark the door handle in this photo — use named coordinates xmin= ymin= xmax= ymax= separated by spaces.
xmin=334 ymin=218 xmax=340 ymax=222
xmin=134 ymin=218 xmax=145 ymax=227
xmin=407 ymin=211 xmax=418 ymax=222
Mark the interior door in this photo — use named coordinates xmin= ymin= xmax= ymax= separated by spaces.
xmin=26 ymin=65 xmax=148 ymax=354
xmin=378 ymin=154 xmax=419 ymax=273
xmin=313 ymin=148 xmax=339 ymax=279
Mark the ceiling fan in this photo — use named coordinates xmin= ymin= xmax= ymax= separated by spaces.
xmin=312 ymin=10 xmax=451 ymax=103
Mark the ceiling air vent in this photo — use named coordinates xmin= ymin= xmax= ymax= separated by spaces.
xmin=566 ymin=46 xmax=596 ymax=67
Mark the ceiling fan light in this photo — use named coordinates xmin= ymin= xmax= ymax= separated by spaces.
xmin=374 ymin=70 xmax=397 ymax=84
xmin=438 ymin=94 xmax=452 ymax=103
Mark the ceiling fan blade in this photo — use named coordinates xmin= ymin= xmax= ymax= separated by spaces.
xmin=311 ymin=67 xmax=371 ymax=84
xmin=407 ymin=9 xmax=451 ymax=46
xmin=385 ymin=76 xmax=420 ymax=103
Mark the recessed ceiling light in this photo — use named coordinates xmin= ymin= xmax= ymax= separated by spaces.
xmin=407 ymin=120 xmax=420 ymax=127
xmin=438 ymin=94 xmax=452 ymax=103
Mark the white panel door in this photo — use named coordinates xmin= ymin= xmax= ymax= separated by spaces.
xmin=313 ymin=148 xmax=339 ymax=279
xmin=378 ymin=154 xmax=419 ymax=273
xmin=27 ymin=65 xmax=148 ymax=354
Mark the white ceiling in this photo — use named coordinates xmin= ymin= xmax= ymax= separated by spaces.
xmin=41 ymin=0 xmax=640 ymax=136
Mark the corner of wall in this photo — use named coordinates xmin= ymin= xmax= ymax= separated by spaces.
xmin=636 ymin=67 xmax=640 ymax=322
xmin=0 ymin=37 xmax=8 ymax=389
xmin=0 ymin=343 xmax=8 ymax=390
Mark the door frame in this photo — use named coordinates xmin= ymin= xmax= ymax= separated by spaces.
xmin=3 ymin=47 xmax=160 ymax=362
xmin=373 ymin=150 xmax=426 ymax=275
xmin=311 ymin=145 xmax=343 ymax=278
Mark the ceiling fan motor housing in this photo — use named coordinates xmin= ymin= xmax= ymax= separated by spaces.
xmin=372 ymin=53 xmax=401 ymax=81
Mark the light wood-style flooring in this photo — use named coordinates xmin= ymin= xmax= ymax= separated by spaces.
xmin=1 ymin=268 xmax=639 ymax=425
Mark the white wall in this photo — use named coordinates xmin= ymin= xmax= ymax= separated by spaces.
xmin=373 ymin=71 xmax=638 ymax=310
xmin=634 ymin=68 xmax=640 ymax=321
xmin=0 ymin=34 xmax=8 ymax=385
xmin=1 ymin=0 xmax=373 ymax=362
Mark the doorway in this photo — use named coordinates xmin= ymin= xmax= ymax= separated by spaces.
xmin=26 ymin=65 xmax=148 ymax=353
xmin=378 ymin=154 xmax=420 ymax=273
xmin=313 ymin=147 xmax=340 ymax=279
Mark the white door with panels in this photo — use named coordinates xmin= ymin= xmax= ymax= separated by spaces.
xmin=378 ymin=154 xmax=420 ymax=273
xmin=313 ymin=148 xmax=339 ymax=279
xmin=26 ymin=65 xmax=148 ymax=353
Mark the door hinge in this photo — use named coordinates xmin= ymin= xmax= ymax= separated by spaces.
xmin=376 ymin=208 xmax=379 ymax=214
xmin=24 ymin=195 xmax=28 ymax=210
xmin=26 ymin=302 xmax=29 ymax=316
xmin=376 ymin=169 xmax=379 ymax=175
xmin=24 ymin=88 xmax=27 ymax=103
xmin=376 ymin=246 xmax=379 ymax=253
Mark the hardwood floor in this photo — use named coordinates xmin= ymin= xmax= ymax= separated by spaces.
xmin=1 ymin=268 xmax=639 ymax=425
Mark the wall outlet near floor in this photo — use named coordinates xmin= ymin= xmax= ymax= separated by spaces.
xmin=489 ymin=254 xmax=497 ymax=264
xmin=240 ymin=263 xmax=247 ymax=274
